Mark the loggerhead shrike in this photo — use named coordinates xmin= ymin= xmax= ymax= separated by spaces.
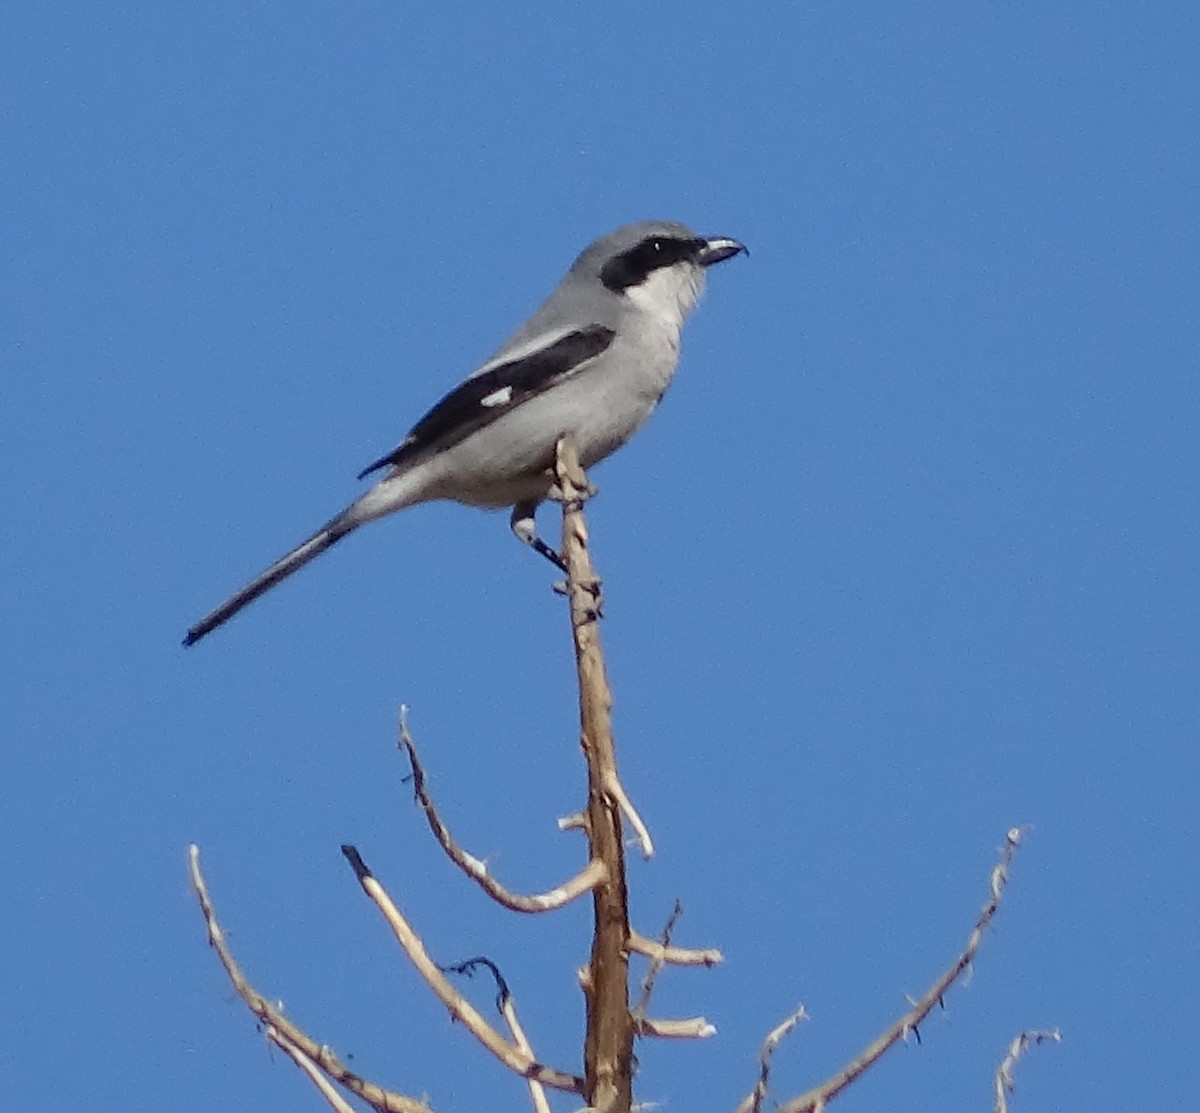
xmin=184 ymin=220 xmax=745 ymax=645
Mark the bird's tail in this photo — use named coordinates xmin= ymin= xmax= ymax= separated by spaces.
xmin=183 ymin=512 xmax=358 ymax=646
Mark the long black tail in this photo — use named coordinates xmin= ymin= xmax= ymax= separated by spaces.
xmin=183 ymin=516 xmax=357 ymax=646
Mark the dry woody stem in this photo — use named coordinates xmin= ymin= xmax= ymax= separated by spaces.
xmin=627 ymin=930 xmax=723 ymax=968
xmin=734 ymin=1007 xmax=809 ymax=1113
xmin=633 ymin=900 xmax=685 ymax=1018
xmin=994 ymin=1028 xmax=1061 ymax=1113
xmin=188 ymin=435 xmax=1046 ymax=1113
xmin=398 ymin=704 xmax=607 ymax=912
xmin=341 ymin=844 xmax=584 ymax=1093
xmin=187 ymin=844 xmax=433 ymax=1113
xmin=554 ymin=436 xmax=637 ymax=1113
xmin=266 ymin=1028 xmax=359 ymax=1113
xmin=758 ymin=827 xmax=1030 ymax=1113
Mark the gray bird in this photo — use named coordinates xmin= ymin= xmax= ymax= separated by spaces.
xmin=184 ymin=220 xmax=745 ymax=645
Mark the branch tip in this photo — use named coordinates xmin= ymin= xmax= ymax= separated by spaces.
xmin=994 ymin=1028 xmax=1061 ymax=1113
xmin=188 ymin=844 xmax=433 ymax=1113
xmin=771 ymin=826 xmax=1032 ymax=1113
xmin=340 ymin=844 xmax=370 ymax=881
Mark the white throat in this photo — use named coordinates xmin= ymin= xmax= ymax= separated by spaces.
xmin=624 ymin=264 xmax=705 ymax=335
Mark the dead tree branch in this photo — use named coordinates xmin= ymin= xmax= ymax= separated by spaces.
xmin=767 ymin=826 xmax=1029 ymax=1113
xmin=635 ymin=1016 xmax=718 ymax=1039
xmin=187 ymin=845 xmax=432 ymax=1113
xmin=994 ymin=1028 xmax=1061 ymax=1113
xmin=341 ymin=844 xmax=584 ymax=1094
xmin=266 ymin=1027 xmax=358 ymax=1113
xmin=554 ymin=436 xmax=637 ymax=1113
xmin=633 ymin=900 xmax=685 ymax=1019
xmin=628 ymin=931 xmax=724 ymax=968
xmin=631 ymin=905 xmax=717 ymax=1039
xmin=189 ymin=432 xmax=1040 ymax=1113
xmin=398 ymin=705 xmax=606 ymax=912
xmin=734 ymin=1007 xmax=809 ymax=1113
xmin=439 ymin=957 xmax=555 ymax=1113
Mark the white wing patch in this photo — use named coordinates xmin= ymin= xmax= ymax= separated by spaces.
xmin=480 ymin=385 xmax=514 ymax=407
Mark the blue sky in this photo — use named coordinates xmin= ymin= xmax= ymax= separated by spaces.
xmin=3 ymin=3 xmax=1197 ymax=1111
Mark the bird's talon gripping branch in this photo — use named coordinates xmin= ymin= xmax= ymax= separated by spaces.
xmin=535 ymin=540 xmax=570 ymax=575
xmin=511 ymin=504 xmax=570 ymax=574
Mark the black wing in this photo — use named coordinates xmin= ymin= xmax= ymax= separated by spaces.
xmin=358 ymin=325 xmax=615 ymax=479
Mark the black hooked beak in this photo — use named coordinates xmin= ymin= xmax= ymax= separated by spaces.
xmin=695 ymin=236 xmax=748 ymax=267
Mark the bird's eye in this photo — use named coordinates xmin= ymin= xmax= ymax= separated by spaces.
xmin=651 ymin=239 xmax=663 ymax=252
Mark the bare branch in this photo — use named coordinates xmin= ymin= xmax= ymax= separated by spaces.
xmin=341 ymin=845 xmax=584 ymax=1093
xmin=635 ymin=1016 xmax=718 ymax=1039
xmin=734 ymin=1007 xmax=809 ymax=1113
xmin=555 ymin=437 xmax=636 ymax=1113
xmin=266 ymin=1027 xmax=358 ymax=1113
xmin=628 ymin=932 xmax=724 ymax=968
xmin=439 ymin=957 xmax=555 ymax=1113
xmin=398 ymin=705 xmax=607 ymax=911
xmin=187 ymin=845 xmax=432 ymax=1113
xmin=994 ymin=1029 xmax=1061 ymax=1113
xmin=775 ymin=826 xmax=1030 ymax=1113
xmin=633 ymin=902 xmax=684 ymax=1019
xmin=604 ymin=768 xmax=654 ymax=859
xmin=629 ymin=909 xmax=717 ymax=1040
xmin=501 ymin=991 xmax=554 ymax=1113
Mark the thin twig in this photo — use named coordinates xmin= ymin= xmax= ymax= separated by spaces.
xmin=733 ymin=1007 xmax=809 ymax=1113
xmin=439 ymin=957 xmax=554 ymax=1113
xmin=994 ymin=1029 xmax=1061 ymax=1113
xmin=398 ymin=706 xmax=607 ymax=911
xmin=635 ymin=1016 xmax=718 ymax=1039
xmin=502 ymin=990 xmax=554 ymax=1113
xmin=633 ymin=901 xmax=684 ymax=1018
xmin=187 ymin=845 xmax=432 ymax=1113
xmin=604 ymin=768 xmax=654 ymax=859
xmin=266 ymin=1027 xmax=358 ymax=1113
xmin=630 ymin=904 xmax=717 ymax=1041
xmin=775 ymin=826 xmax=1030 ymax=1113
xmin=341 ymin=844 xmax=584 ymax=1093
xmin=628 ymin=931 xmax=724 ymax=968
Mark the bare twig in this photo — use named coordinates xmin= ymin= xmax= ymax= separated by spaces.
xmin=633 ymin=902 xmax=684 ymax=1018
xmin=994 ymin=1029 xmax=1061 ymax=1113
xmin=555 ymin=437 xmax=636 ymax=1113
xmin=604 ymin=769 xmax=654 ymax=858
xmin=635 ymin=1016 xmax=718 ymax=1039
xmin=629 ymin=904 xmax=716 ymax=1042
xmin=775 ymin=826 xmax=1029 ymax=1113
xmin=439 ymin=957 xmax=554 ymax=1113
xmin=398 ymin=705 xmax=607 ymax=911
xmin=341 ymin=845 xmax=584 ymax=1093
xmin=628 ymin=931 xmax=724 ymax=968
xmin=734 ymin=1007 xmax=809 ymax=1113
xmin=502 ymin=996 xmax=554 ymax=1113
xmin=187 ymin=845 xmax=432 ymax=1113
xmin=266 ymin=1027 xmax=358 ymax=1113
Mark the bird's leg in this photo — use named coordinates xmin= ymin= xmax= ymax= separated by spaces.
xmin=510 ymin=502 xmax=568 ymax=573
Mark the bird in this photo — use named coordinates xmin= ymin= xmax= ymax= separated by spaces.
xmin=183 ymin=220 xmax=745 ymax=646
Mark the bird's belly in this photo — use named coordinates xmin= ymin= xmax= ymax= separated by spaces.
xmin=430 ymin=368 xmax=667 ymax=509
